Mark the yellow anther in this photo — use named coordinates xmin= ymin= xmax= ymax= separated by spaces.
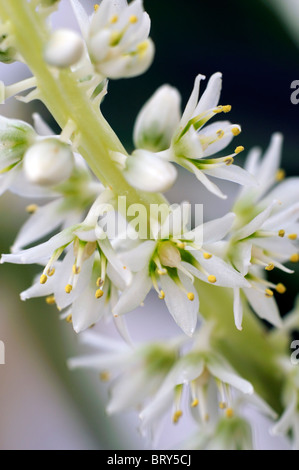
xmin=235 ymin=146 xmax=244 ymax=154
xmin=265 ymin=288 xmax=274 ymax=298
xmin=45 ymin=296 xmax=55 ymax=305
xmin=276 ymin=169 xmax=286 ymax=181
xmin=203 ymin=252 xmax=212 ymax=260
xmin=66 ymin=314 xmax=72 ymax=324
xmin=47 ymin=267 xmax=55 ymax=277
xmin=216 ymin=129 xmax=225 ymax=138
xmin=123 ymin=266 xmax=127 ymax=269
xmin=129 ymin=15 xmax=138 ymax=23
xmin=232 ymin=127 xmax=241 ymax=136
xmin=157 ymin=269 xmax=167 ymax=275
xmin=95 ymin=289 xmax=104 ymax=299
xmin=222 ymin=105 xmax=232 ymax=113
xmin=224 ymin=156 xmax=234 ymax=166
xmin=191 ymin=399 xmax=199 ymax=408
xmin=26 ymin=204 xmax=38 ymax=214
xmin=177 ymin=242 xmax=186 ymax=249
xmin=208 ymin=275 xmax=217 ymax=284
xmin=94 ymin=4 xmax=99 ymax=11
xmin=96 ymin=277 xmax=104 ymax=287
xmin=214 ymin=106 xmax=223 ymax=114
xmin=173 ymin=410 xmax=183 ymax=424
xmin=65 ymin=284 xmax=73 ymax=294
xmin=290 ymin=253 xmax=299 ymax=263
xmin=159 ymin=290 xmax=165 ymax=300
xmin=187 ymin=292 xmax=195 ymax=301
xmin=288 ymin=233 xmax=297 ymax=241
xmin=72 ymin=264 xmax=81 ymax=275
xmin=137 ymin=41 xmax=148 ymax=54
xmin=225 ymin=408 xmax=234 ymax=418
xmin=276 ymin=283 xmax=286 ymax=294
xmin=99 ymin=371 xmax=110 ymax=382
xmin=40 ymin=274 xmax=47 ymax=285
xmin=109 ymin=14 xmax=118 ymax=23
xmin=265 ymin=263 xmax=275 ymax=272
xmin=278 ymin=230 xmax=285 ymax=238
xmin=219 ymin=402 xmax=227 ymax=410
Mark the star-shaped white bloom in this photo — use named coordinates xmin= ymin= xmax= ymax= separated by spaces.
xmin=113 ymin=205 xmax=249 ymax=336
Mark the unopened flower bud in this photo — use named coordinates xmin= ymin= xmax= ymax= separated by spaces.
xmin=23 ymin=138 xmax=75 ymax=186
xmin=0 ymin=116 xmax=36 ymax=172
xmin=134 ymin=85 xmax=181 ymax=152
xmin=123 ymin=149 xmax=177 ymax=193
xmin=44 ymin=29 xmax=84 ymax=68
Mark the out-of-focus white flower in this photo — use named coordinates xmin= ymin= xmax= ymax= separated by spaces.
xmin=160 ymin=73 xmax=256 ymax=198
xmin=113 ymin=205 xmax=249 ymax=336
xmin=225 ymin=134 xmax=299 ymax=330
xmin=68 ymin=331 xmax=184 ymax=410
xmin=87 ymin=0 xmax=154 ymax=79
xmin=271 ymin=358 xmax=299 ymax=450
xmin=23 ymin=138 xmax=75 ymax=186
xmin=123 ymin=149 xmax=177 ymax=192
xmin=133 ymin=85 xmax=181 ymax=152
xmin=44 ymin=29 xmax=85 ymax=68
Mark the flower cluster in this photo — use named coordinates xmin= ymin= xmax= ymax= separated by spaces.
xmin=0 ymin=0 xmax=298 ymax=451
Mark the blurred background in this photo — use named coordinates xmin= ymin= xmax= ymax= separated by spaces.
xmin=0 ymin=0 xmax=298 ymax=449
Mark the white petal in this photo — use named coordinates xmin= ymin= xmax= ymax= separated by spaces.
xmin=70 ymin=0 xmax=91 ymax=39
xmin=199 ymin=120 xmax=234 ymax=157
xmin=233 ymin=288 xmax=243 ymax=331
xmin=232 ymin=241 xmax=252 ymax=276
xmin=99 ymin=237 xmax=131 ymax=285
xmin=107 ymin=261 xmax=132 ymax=291
xmin=262 ymin=177 xmax=299 ymax=209
xmin=244 ymin=287 xmax=283 ymax=327
xmin=244 ymin=147 xmax=261 ymax=174
xmin=194 ymin=72 xmax=222 ymax=116
xmin=120 ymin=240 xmax=156 ymax=272
xmin=0 ymin=164 xmax=20 ymax=196
xmin=262 ymin=202 xmax=299 ymax=231
xmin=113 ymin=267 xmax=152 ymax=316
xmin=20 ymin=273 xmax=57 ymax=300
xmin=271 ymin=390 xmax=297 ymax=436
xmin=202 ymin=213 xmax=235 ymax=244
xmin=78 ymin=330 xmax=129 ymax=352
xmin=160 ymin=272 xmax=199 ymax=336
xmin=32 ymin=113 xmax=54 ymax=136
xmin=68 ymin=351 xmax=130 ymax=371
xmin=257 ymin=133 xmax=283 ymax=195
xmin=203 ymin=164 xmax=257 ymax=187
xmin=1 ymin=229 xmax=73 ymax=265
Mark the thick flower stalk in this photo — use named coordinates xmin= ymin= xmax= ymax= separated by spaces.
xmin=0 ymin=0 xmax=298 ymax=450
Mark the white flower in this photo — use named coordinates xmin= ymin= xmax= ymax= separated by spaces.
xmin=123 ymin=149 xmax=177 ymax=192
xmin=161 ymin=73 xmax=256 ymax=199
xmin=271 ymin=358 xmax=299 ymax=450
xmin=68 ymin=331 xmax=184 ymax=411
xmin=139 ymin=324 xmax=253 ymax=438
xmin=133 ymin=85 xmax=181 ymax=152
xmin=226 ymin=134 xmax=299 ymax=330
xmin=183 ymin=415 xmax=253 ymax=450
xmin=43 ymin=29 xmax=85 ymax=68
xmin=113 ymin=205 xmax=249 ymax=336
xmin=23 ymin=138 xmax=75 ymax=186
xmin=87 ymin=0 xmax=154 ymax=79
xmin=1 ymin=193 xmax=132 ymax=332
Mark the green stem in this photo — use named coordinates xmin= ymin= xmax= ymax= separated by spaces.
xmin=0 ymin=0 xmax=286 ymax=415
